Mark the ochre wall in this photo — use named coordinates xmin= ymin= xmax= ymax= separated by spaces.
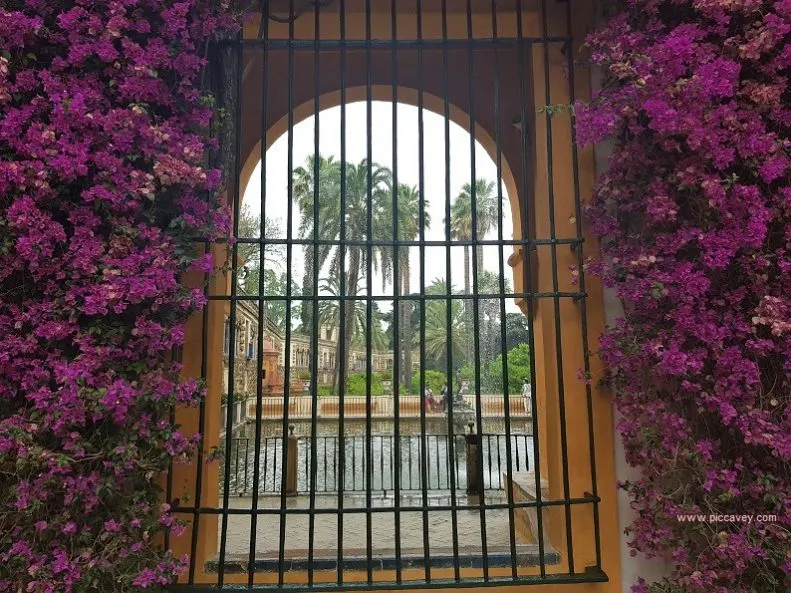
xmin=170 ymin=0 xmax=621 ymax=590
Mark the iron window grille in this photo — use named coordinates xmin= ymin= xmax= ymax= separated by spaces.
xmin=169 ymin=0 xmax=606 ymax=590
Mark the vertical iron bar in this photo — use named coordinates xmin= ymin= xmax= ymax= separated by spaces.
xmin=244 ymin=438 xmax=250 ymax=492
xmin=440 ymin=436 xmax=445 ymax=490
xmin=564 ymin=0 xmax=602 ymax=567
xmin=277 ymin=1 xmax=297 ymax=584
xmin=408 ymin=440 xmax=413 ymax=489
xmin=273 ymin=438 xmax=278 ymax=492
xmin=248 ymin=13 xmax=271 ymax=582
xmin=486 ymin=436 xmax=493 ymax=489
xmin=437 ymin=436 xmax=443 ymax=490
xmin=496 ymin=435 xmax=502 ymax=489
xmin=188 ymin=238 xmax=211 ymax=585
xmin=515 ymin=434 xmax=521 ymax=471
xmin=216 ymin=32 xmax=244 ymax=587
xmin=380 ymin=435 xmax=385 ymax=490
xmin=307 ymin=4 xmax=322 ymax=582
xmin=184 ymin=49 xmax=223 ymax=574
xmin=164 ymin=373 xmax=175 ymax=550
xmin=389 ymin=0 xmax=403 ymax=581
xmin=516 ymin=0 xmax=547 ymax=576
xmin=440 ymin=0 xmax=460 ymax=579
xmin=464 ymin=0 xmax=489 ymax=577
xmin=415 ymin=0 xmax=431 ymax=576
xmin=490 ymin=0 xmax=518 ymax=566
xmin=263 ymin=438 xmax=269 ymax=493
xmin=364 ymin=0 xmax=374 ymax=579
xmin=323 ymin=436 xmax=328 ymax=492
xmin=234 ymin=439 xmax=240 ymax=491
xmin=333 ymin=436 xmax=338 ymax=491
xmin=454 ymin=435 xmax=461 ymax=490
xmin=336 ymin=0 xmax=348 ymax=582
xmin=539 ymin=0 xmax=575 ymax=573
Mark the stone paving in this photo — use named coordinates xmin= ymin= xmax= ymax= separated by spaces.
xmin=216 ymin=492 xmax=557 ymax=571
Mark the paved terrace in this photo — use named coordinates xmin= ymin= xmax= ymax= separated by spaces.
xmin=212 ymin=492 xmax=558 ymax=573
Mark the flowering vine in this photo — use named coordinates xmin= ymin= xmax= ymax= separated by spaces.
xmin=0 ymin=1 xmax=240 ymax=591
xmin=578 ymin=0 xmax=790 ymax=591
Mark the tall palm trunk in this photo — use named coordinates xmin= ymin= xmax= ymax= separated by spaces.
xmin=301 ymin=267 xmax=313 ymax=330
xmin=463 ymin=245 xmax=471 ymax=296
xmin=476 ymin=247 xmax=484 ymax=276
xmin=400 ymin=258 xmax=412 ymax=392
xmin=331 ymin=248 xmax=361 ymax=394
xmin=462 ymin=244 xmax=474 ymax=367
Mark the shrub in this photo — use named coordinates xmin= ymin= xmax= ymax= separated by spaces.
xmin=412 ymin=370 xmax=447 ymax=393
xmin=0 ymin=1 xmax=240 ymax=591
xmin=316 ymin=385 xmax=333 ymax=397
xmin=373 ymin=370 xmax=393 ymax=383
xmin=579 ymin=1 xmax=791 ymax=591
xmin=346 ymin=372 xmax=384 ymax=396
xmin=486 ymin=343 xmax=532 ymax=395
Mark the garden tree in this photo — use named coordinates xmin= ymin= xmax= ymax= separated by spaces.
xmin=503 ymin=312 xmax=531 ymax=353
xmin=476 ymin=270 xmax=512 ymax=367
xmin=423 ymin=278 xmax=470 ymax=372
xmin=235 ymin=207 xmax=300 ymax=330
xmin=316 ymin=277 xmax=388 ymax=392
xmin=292 ymin=155 xmax=341 ymax=330
xmin=459 ymin=342 xmax=531 ymax=394
xmin=448 ymin=194 xmax=473 ymax=297
xmin=236 ymin=203 xmax=285 ymax=295
xmin=382 ymin=183 xmax=431 ymax=393
xmin=453 ymin=179 xmax=499 ymax=273
xmin=293 ymin=156 xmax=394 ymax=393
xmin=485 ymin=343 xmax=532 ymax=395
xmin=448 ymin=179 xmax=498 ymax=365
xmin=260 ymin=269 xmax=301 ymax=331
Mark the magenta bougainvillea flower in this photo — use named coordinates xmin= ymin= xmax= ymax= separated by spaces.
xmin=579 ymin=0 xmax=790 ymax=591
xmin=0 ymin=1 xmax=240 ymax=591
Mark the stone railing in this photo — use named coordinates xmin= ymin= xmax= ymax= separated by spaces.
xmin=245 ymin=394 xmax=532 ymax=420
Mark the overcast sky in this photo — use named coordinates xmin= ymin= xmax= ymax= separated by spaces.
xmin=241 ymin=101 xmax=520 ymax=314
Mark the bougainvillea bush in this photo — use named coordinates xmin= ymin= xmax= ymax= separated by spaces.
xmin=0 ymin=2 xmax=239 ymax=591
xmin=578 ymin=0 xmax=790 ymax=591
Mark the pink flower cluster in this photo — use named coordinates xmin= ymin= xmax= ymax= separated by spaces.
xmin=579 ymin=1 xmax=790 ymax=591
xmin=0 ymin=1 xmax=238 ymax=591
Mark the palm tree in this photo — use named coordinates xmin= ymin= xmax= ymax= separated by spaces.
xmin=331 ymin=160 xmax=393 ymax=392
xmin=294 ymin=156 xmax=393 ymax=393
xmin=449 ymin=196 xmax=473 ymax=297
xmin=455 ymin=179 xmax=499 ymax=274
xmin=317 ymin=276 xmax=388 ymax=353
xmin=449 ymin=179 xmax=498 ymax=366
xmin=423 ymin=278 xmax=469 ymax=371
xmin=381 ymin=183 xmax=431 ymax=393
xmin=292 ymin=155 xmax=341 ymax=329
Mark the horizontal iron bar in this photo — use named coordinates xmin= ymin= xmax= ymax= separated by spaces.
xmin=232 ymin=433 xmax=526 ymax=439
xmin=207 ymin=550 xmax=563 ymax=573
xmin=212 ymin=237 xmax=582 ymax=247
xmin=169 ymin=570 xmax=608 ymax=592
xmin=207 ymin=291 xmax=587 ymax=301
xmin=225 ymin=37 xmax=572 ymax=49
xmin=172 ymin=496 xmax=601 ymax=515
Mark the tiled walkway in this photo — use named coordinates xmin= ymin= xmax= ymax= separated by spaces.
xmin=215 ymin=492 xmax=556 ymax=571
